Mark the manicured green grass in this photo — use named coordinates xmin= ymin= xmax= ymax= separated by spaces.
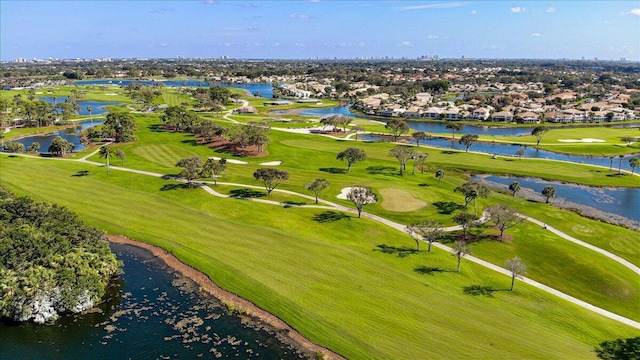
xmin=1 ymin=155 xmax=637 ymax=359
xmin=484 ymin=126 xmax=640 ymax=156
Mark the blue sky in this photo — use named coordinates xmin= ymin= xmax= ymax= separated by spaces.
xmin=1 ymin=1 xmax=638 ymax=61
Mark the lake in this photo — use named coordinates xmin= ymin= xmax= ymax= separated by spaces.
xmin=39 ymin=96 xmax=121 ymax=116
xmin=74 ymin=80 xmax=275 ymax=99
xmin=361 ymin=134 xmax=638 ymax=172
xmin=10 ymin=120 xmax=103 ymax=153
xmin=472 ymin=174 xmax=640 ymax=229
xmin=0 ymin=243 xmax=308 ymax=360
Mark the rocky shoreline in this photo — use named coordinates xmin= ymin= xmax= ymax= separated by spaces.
xmin=106 ymin=234 xmax=346 ymax=360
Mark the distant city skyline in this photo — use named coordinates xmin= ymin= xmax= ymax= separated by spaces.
xmin=1 ymin=0 xmax=639 ymax=62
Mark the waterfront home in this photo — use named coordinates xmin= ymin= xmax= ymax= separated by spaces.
xmin=491 ymin=110 xmax=514 ymax=122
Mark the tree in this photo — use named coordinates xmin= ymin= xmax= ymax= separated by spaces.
xmin=486 ymin=204 xmax=524 ymax=239
xmin=102 ymin=112 xmax=136 ymax=143
xmin=452 ymin=240 xmax=471 ymax=273
xmin=304 ymin=178 xmax=330 ymax=204
xmin=2 ymin=142 xmax=24 ymax=153
xmin=201 ymin=158 xmax=227 ymax=185
xmin=176 ymin=157 xmax=203 ymax=185
xmin=454 ymin=182 xmax=490 ymax=214
xmin=352 ymin=125 xmax=365 ymax=141
xmin=346 ymin=186 xmax=376 ymax=218
xmin=531 ymin=126 xmax=549 ymax=146
xmin=253 ymin=168 xmax=289 ymax=195
xmin=405 ymin=220 xmax=443 ymax=252
xmin=385 ymin=118 xmax=409 ymax=142
xmin=452 ymin=213 xmax=479 ymax=240
xmin=515 ymin=148 xmax=525 ymax=159
xmin=114 ymin=149 xmax=126 ymax=166
xmin=87 ymin=105 xmax=93 ymax=126
xmin=413 ymin=152 xmax=428 ymax=174
xmin=595 ymin=337 xmax=640 ymax=360
xmin=0 ymin=132 xmax=4 ymax=148
xmin=446 ymin=122 xmax=463 ymax=139
xmin=336 ymin=147 xmax=366 ymax=172
xmin=459 ymin=134 xmax=479 ymax=152
xmin=541 ymin=186 xmax=556 ymax=203
xmin=618 ymin=155 xmax=625 ymax=174
xmin=435 ymin=169 xmax=445 ymax=185
xmin=336 ymin=115 xmax=352 ymax=132
xmin=630 ymin=157 xmax=640 ymax=175
xmin=320 ymin=115 xmax=339 ymax=131
xmin=98 ymin=145 xmax=113 ymax=174
xmin=509 ymin=181 xmax=521 ymax=196
xmin=621 ymin=136 xmax=636 ymax=146
xmin=27 ymin=141 xmax=40 ymax=153
xmin=412 ymin=131 xmax=427 ymax=147
xmin=48 ymin=136 xmax=75 ymax=157
xmin=389 ymin=146 xmax=417 ymax=175
xmin=505 ymin=257 xmax=527 ymax=291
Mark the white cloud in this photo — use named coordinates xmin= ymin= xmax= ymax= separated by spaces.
xmin=627 ymin=8 xmax=640 ymax=16
xmin=399 ymin=2 xmax=464 ymax=11
xmin=469 ymin=10 xmax=477 ymax=14
xmin=510 ymin=7 xmax=525 ymax=13
xmin=398 ymin=41 xmax=412 ymax=47
xmin=546 ymin=7 xmax=555 ymax=13
xmin=307 ymin=0 xmax=321 ymax=2
xmin=531 ymin=33 xmax=541 ymax=37
xmin=427 ymin=35 xmax=439 ymax=40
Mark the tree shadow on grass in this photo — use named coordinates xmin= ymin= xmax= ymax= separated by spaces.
xmin=441 ymin=150 xmax=459 ymax=155
xmin=282 ymin=201 xmax=306 ymax=208
xmin=319 ymin=167 xmax=347 ymax=174
xmin=414 ymin=266 xmax=447 ymax=275
xmin=366 ymin=166 xmax=398 ymax=176
xmin=433 ymin=201 xmax=465 ymax=214
xmin=312 ymin=211 xmax=351 ymax=223
xmin=418 ymin=183 xmax=430 ymax=187
xmin=160 ymin=183 xmax=191 ymax=191
xmin=181 ymin=139 xmax=200 ymax=146
xmin=72 ymin=170 xmax=90 ymax=177
xmin=463 ymin=285 xmax=503 ymax=297
xmin=148 ymin=124 xmax=167 ymax=132
xmin=230 ymin=188 xmax=266 ymax=198
xmin=374 ymin=244 xmax=419 ymax=258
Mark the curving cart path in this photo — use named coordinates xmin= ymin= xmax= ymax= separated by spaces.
xmin=3 ymin=147 xmax=639 ymax=329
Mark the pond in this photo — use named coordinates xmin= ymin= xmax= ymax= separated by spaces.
xmin=293 ymin=105 xmax=639 ymax=136
xmin=360 ymin=134 xmax=638 ymax=172
xmin=0 ymin=243 xmax=308 ymax=360
xmin=74 ymin=80 xmax=275 ymax=99
xmin=9 ymin=120 xmax=103 ymax=153
xmin=472 ymin=174 xmax=640 ymax=229
xmin=39 ymin=96 xmax=121 ymax=116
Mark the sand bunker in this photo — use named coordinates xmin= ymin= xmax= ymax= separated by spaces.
xmin=558 ymin=138 xmax=606 ymax=143
xmin=260 ymin=161 xmax=282 ymax=166
xmin=104 ymin=93 xmax=118 ymax=96
xmin=209 ymin=157 xmax=248 ymax=165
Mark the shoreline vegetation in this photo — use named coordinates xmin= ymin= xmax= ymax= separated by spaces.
xmin=106 ymin=234 xmax=346 ymax=360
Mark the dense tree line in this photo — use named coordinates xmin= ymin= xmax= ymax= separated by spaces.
xmin=0 ymin=188 xmax=121 ymax=323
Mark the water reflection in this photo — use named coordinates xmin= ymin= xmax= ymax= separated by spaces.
xmin=473 ymin=174 xmax=640 ymax=228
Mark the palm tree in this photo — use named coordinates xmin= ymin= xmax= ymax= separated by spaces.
xmin=509 ymin=181 xmax=521 ymax=196
xmin=87 ymin=105 xmax=93 ymax=126
xmin=618 ymin=155 xmax=625 ymax=174
xmin=541 ymin=186 xmax=556 ymax=203
xmin=98 ymin=146 xmax=112 ymax=174
xmin=630 ymin=157 xmax=639 ymax=175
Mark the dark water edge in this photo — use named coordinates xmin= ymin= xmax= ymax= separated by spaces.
xmin=0 ymin=243 xmax=308 ymax=360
